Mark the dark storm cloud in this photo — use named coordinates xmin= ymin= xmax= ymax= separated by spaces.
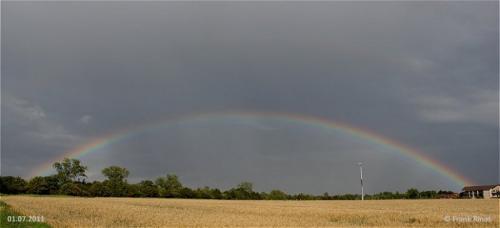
xmin=2 ymin=2 xmax=498 ymax=193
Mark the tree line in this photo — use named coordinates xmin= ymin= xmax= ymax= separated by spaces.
xmin=0 ymin=158 xmax=456 ymax=200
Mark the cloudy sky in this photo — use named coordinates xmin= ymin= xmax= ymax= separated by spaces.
xmin=2 ymin=2 xmax=498 ymax=194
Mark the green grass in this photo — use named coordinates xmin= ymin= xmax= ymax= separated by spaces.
xmin=0 ymin=201 xmax=51 ymax=228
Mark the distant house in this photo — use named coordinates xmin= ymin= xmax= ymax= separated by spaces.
xmin=461 ymin=184 xmax=500 ymax=199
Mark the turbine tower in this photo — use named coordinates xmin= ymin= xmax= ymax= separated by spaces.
xmin=358 ymin=162 xmax=364 ymax=200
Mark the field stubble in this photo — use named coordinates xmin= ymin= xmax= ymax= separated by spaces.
xmin=1 ymin=196 xmax=498 ymax=227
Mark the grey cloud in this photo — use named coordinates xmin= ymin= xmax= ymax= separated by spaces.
xmin=2 ymin=2 xmax=498 ymax=192
xmin=78 ymin=115 xmax=93 ymax=125
xmin=2 ymin=94 xmax=84 ymax=176
xmin=3 ymin=94 xmax=82 ymax=145
xmin=414 ymin=89 xmax=498 ymax=126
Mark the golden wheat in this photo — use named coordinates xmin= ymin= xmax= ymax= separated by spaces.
xmin=1 ymin=195 xmax=498 ymax=227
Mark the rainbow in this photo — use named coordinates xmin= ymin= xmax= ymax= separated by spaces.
xmin=30 ymin=111 xmax=474 ymax=187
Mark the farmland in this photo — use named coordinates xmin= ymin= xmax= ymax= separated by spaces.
xmin=1 ymin=196 xmax=498 ymax=227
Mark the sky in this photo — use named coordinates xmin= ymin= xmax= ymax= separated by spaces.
xmin=1 ymin=2 xmax=498 ymax=194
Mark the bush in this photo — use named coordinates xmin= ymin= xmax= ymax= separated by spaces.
xmin=267 ymin=190 xmax=288 ymax=200
xmin=60 ymin=183 xmax=83 ymax=196
xmin=89 ymin=181 xmax=112 ymax=197
xmin=0 ymin=176 xmax=27 ymax=194
xmin=27 ymin=176 xmax=50 ymax=194
xmin=138 ymin=180 xmax=159 ymax=197
xmin=406 ymin=188 xmax=420 ymax=199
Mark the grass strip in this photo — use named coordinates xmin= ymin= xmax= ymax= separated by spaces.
xmin=0 ymin=201 xmax=51 ymax=228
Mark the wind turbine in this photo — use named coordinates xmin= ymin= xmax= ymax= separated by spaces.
xmin=358 ymin=162 xmax=364 ymax=200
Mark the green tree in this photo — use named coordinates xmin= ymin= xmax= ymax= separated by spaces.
xmin=126 ymin=184 xmax=142 ymax=197
xmin=138 ymin=180 xmax=159 ymax=197
xmin=406 ymin=188 xmax=420 ymax=199
xmin=156 ymin=174 xmax=183 ymax=198
xmin=194 ymin=186 xmax=213 ymax=199
xmin=210 ymin=188 xmax=223 ymax=199
xmin=321 ymin=192 xmax=331 ymax=200
xmin=43 ymin=175 xmax=60 ymax=194
xmin=27 ymin=176 xmax=50 ymax=194
xmin=0 ymin=176 xmax=27 ymax=194
xmin=59 ymin=182 xmax=83 ymax=196
xmin=420 ymin=190 xmax=437 ymax=199
xmin=372 ymin=191 xmax=401 ymax=200
xmin=268 ymin=189 xmax=288 ymax=200
xmin=293 ymin=193 xmax=317 ymax=200
xmin=238 ymin=182 xmax=253 ymax=193
xmin=179 ymin=187 xmax=196 ymax=198
xmin=102 ymin=166 xmax=129 ymax=182
xmin=102 ymin=166 xmax=129 ymax=196
xmin=224 ymin=182 xmax=260 ymax=200
xmin=53 ymin=158 xmax=88 ymax=184
xmin=89 ymin=181 xmax=111 ymax=197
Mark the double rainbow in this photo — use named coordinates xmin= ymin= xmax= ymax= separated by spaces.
xmin=30 ymin=111 xmax=474 ymax=187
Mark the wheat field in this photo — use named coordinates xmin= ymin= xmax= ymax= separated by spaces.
xmin=1 ymin=195 xmax=498 ymax=227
